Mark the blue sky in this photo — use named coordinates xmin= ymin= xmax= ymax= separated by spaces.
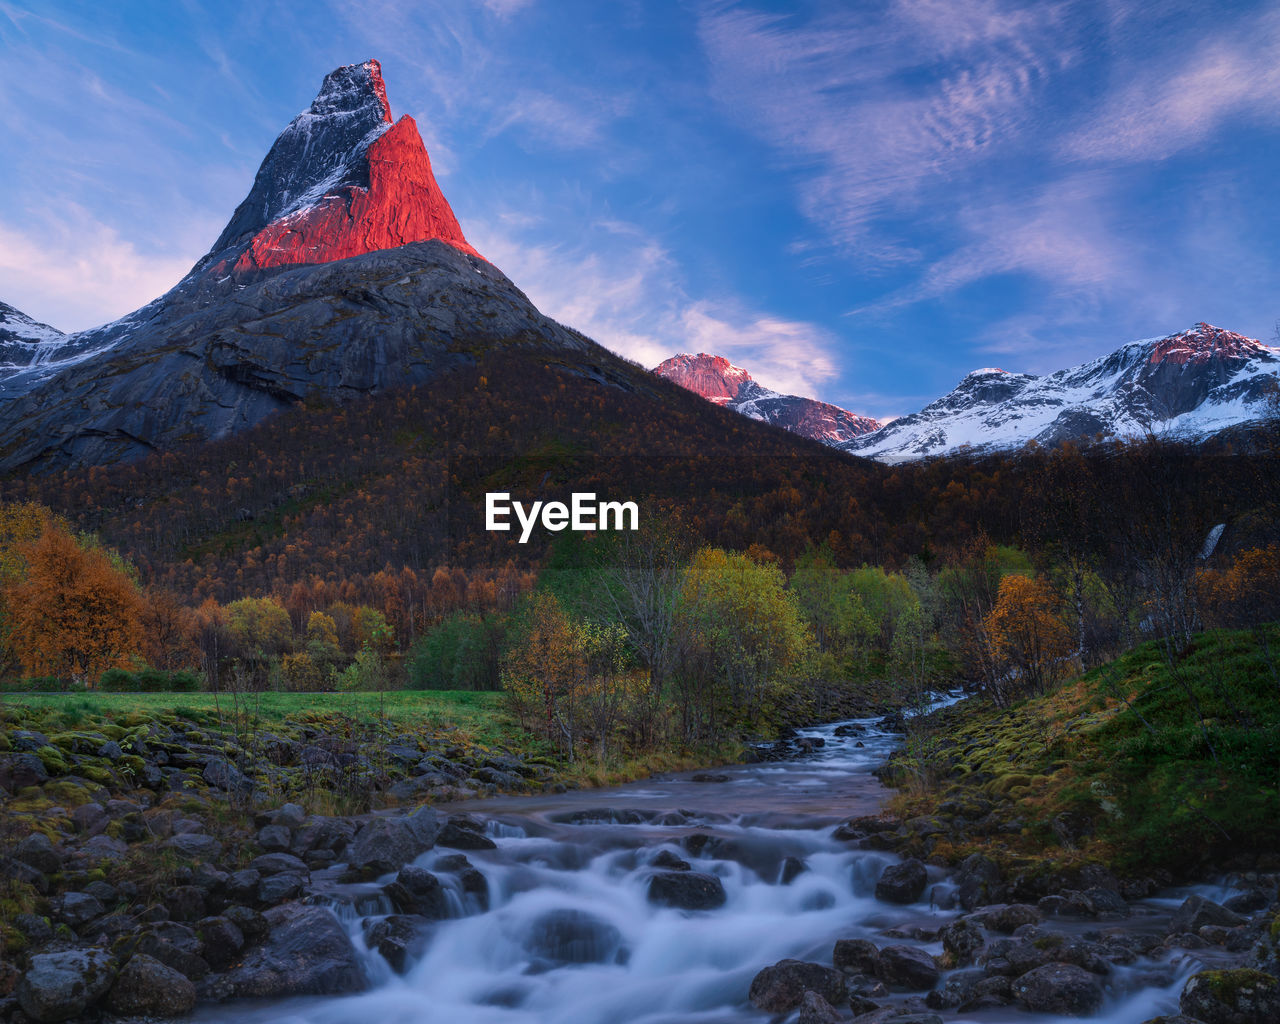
xmin=1 ymin=0 xmax=1277 ymax=418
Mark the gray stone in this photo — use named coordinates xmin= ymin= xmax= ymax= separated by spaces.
xmin=15 ymin=833 xmax=62 ymax=874
xmin=17 ymin=949 xmax=117 ymax=1022
xmin=875 ymin=858 xmax=928 ymax=904
xmin=1171 ymin=895 xmax=1247 ymax=935
xmin=1012 ymin=963 xmax=1104 ymax=1016
xmin=524 ymin=909 xmax=623 ymax=965
xmin=105 ymin=953 xmax=196 ymax=1017
xmin=256 ymin=824 xmax=293 ymax=851
xmin=57 ymin=892 xmax=105 ymax=928
xmin=797 ymin=989 xmax=843 ymax=1024
xmin=163 ymin=832 xmax=223 ymax=860
xmin=749 ymin=959 xmax=847 ymax=1013
xmin=647 ymin=870 xmax=727 ymax=911
xmin=203 ymin=903 xmax=367 ymax=1000
xmin=940 ymin=918 xmax=985 ymax=965
xmin=250 ymin=852 xmax=309 ymax=876
xmin=1180 ymin=968 xmax=1280 ymax=1024
xmin=81 ymin=834 xmax=127 ymax=862
xmin=875 ymin=945 xmax=941 ymax=990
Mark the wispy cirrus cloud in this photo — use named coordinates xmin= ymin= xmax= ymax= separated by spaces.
xmin=1062 ymin=6 xmax=1280 ymax=164
xmin=697 ymin=0 xmax=1069 ymax=257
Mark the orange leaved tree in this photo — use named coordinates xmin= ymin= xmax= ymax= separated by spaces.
xmin=5 ymin=526 xmax=145 ymax=683
xmin=984 ymin=574 xmax=1072 ymax=705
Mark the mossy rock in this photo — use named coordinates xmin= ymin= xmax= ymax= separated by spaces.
xmin=98 ymin=724 xmax=126 ymax=741
xmin=987 ymin=773 xmax=1034 ymax=796
xmin=0 ymin=732 xmax=11 ymax=752
xmin=34 ymin=745 xmax=69 ymax=775
xmin=42 ymin=779 xmax=95 ymax=807
xmin=118 ymin=755 xmax=146 ymax=776
xmin=79 ymin=764 xmax=117 ymax=786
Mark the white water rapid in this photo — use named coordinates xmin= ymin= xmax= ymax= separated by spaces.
xmin=197 ymin=704 xmax=1227 ymax=1024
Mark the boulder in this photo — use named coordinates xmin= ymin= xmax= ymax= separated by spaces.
xmin=1012 ymin=963 xmax=1104 ymax=1016
xmin=1180 ymin=968 xmax=1280 ymax=1024
xmin=81 ymin=835 xmax=127 ymax=862
xmin=1171 ymin=895 xmax=1247 ymax=935
xmin=17 ymin=949 xmax=117 ymax=1022
xmin=274 ymin=802 xmax=307 ymax=829
xmin=163 ymin=832 xmax=223 ymax=860
xmin=363 ymin=915 xmax=430 ymax=974
xmin=833 ymin=938 xmax=880 ymax=975
xmin=202 ymin=757 xmax=251 ymax=793
xmin=875 ymin=945 xmax=941 ymax=990
xmin=196 ymin=917 xmax=245 ymax=970
xmin=14 ymin=833 xmax=62 ymax=874
xmin=257 ymin=824 xmax=293 ymax=851
xmin=749 ymin=959 xmax=847 ymax=1013
xmin=875 ymin=858 xmax=928 ymax=904
xmin=347 ymin=818 xmax=422 ymax=874
xmin=57 ymin=892 xmax=105 ymax=928
xmin=436 ymin=819 xmax=497 ymax=850
xmin=383 ymin=865 xmax=448 ymax=918
xmin=797 ymin=989 xmax=843 ymax=1024
xmin=956 ymin=853 xmax=1005 ymax=910
xmin=204 ymin=903 xmax=366 ymax=1000
xmin=250 ymin=852 xmax=309 ymax=876
xmin=926 ymin=968 xmax=984 ymax=1010
xmin=524 ymin=909 xmax=624 ymax=965
xmin=105 ymin=954 xmax=197 ymax=1017
xmin=940 ymin=918 xmax=985 ymax=965
xmin=983 ymin=903 xmax=1041 ymax=933
xmin=647 ymin=871 xmax=727 ymax=911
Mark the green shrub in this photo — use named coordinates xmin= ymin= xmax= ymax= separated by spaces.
xmin=99 ymin=668 xmax=137 ymax=692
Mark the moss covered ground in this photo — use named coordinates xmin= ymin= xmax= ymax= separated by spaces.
xmin=884 ymin=625 xmax=1280 ymax=878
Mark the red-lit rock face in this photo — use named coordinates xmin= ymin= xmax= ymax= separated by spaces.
xmin=233 ymin=115 xmax=481 ymax=273
xmin=653 ymin=353 xmax=752 ymax=404
xmin=201 ymin=59 xmax=482 ymax=279
xmin=653 ymin=352 xmax=881 ymax=445
xmin=1148 ymin=322 xmax=1263 ymax=367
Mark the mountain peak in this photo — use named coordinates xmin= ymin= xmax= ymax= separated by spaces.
xmin=311 ymin=59 xmax=392 ymax=123
xmin=653 ymin=352 xmax=880 ymax=444
xmin=1148 ymin=322 xmax=1266 ymax=367
xmin=653 ymin=353 xmax=752 ymax=405
xmin=202 ymin=59 xmax=480 ymax=277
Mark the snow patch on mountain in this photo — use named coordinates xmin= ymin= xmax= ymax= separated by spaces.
xmin=841 ymin=323 xmax=1279 ymax=461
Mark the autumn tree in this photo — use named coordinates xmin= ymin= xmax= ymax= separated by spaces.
xmin=676 ymin=547 xmax=814 ymax=730
xmin=225 ymin=596 xmax=292 ymax=684
xmin=984 ymin=574 xmax=1072 ymax=704
xmin=502 ymin=592 xmax=583 ymax=759
xmin=5 ymin=525 xmax=145 ymax=682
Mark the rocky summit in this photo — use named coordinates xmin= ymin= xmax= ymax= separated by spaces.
xmin=653 ymin=353 xmax=881 ymax=446
xmin=0 ymin=61 xmax=591 ymax=473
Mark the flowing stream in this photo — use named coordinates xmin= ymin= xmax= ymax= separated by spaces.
xmin=199 ymin=706 xmax=1227 ymax=1024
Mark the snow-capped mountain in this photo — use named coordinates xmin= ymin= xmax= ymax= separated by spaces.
xmin=0 ymin=300 xmax=65 ymax=374
xmin=653 ymin=353 xmax=881 ymax=445
xmin=0 ymin=60 xmax=587 ymax=473
xmin=841 ymin=323 xmax=1279 ymax=461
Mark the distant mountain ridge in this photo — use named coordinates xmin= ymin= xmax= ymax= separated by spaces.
xmin=652 ymin=353 xmax=881 ymax=445
xmin=840 ymin=322 xmax=1279 ymax=461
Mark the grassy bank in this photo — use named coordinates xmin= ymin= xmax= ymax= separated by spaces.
xmin=883 ymin=625 xmax=1280 ymax=878
xmin=0 ymin=690 xmax=515 ymax=746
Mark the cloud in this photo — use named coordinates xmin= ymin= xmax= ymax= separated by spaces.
xmin=697 ymin=0 xmax=1068 ymax=256
xmin=469 ymin=214 xmax=842 ymax=399
xmin=480 ymin=0 xmax=535 ymax=18
xmin=0 ymin=207 xmax=207 ymax=333
xmin=1063 ymin=8 xmax=1280 ymax=163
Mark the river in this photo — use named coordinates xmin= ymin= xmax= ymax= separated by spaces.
xmin=198 ymin=708 xmax=1227 ymax=1024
